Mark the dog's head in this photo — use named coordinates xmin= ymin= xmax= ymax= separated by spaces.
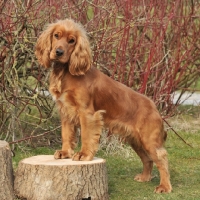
xmin=35 ymin=19 xmax=92 ymax=75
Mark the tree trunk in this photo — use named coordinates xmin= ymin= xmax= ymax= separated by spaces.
xmin=14 ymin=155 xmax=109 ymax=200
xmin=0 ymin=140 xmax=14 ymax=200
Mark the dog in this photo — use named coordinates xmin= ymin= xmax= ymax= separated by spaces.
xmin=35 ymin=19 xmax=172 ymax=193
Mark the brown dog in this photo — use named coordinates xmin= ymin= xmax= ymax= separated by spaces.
xmin=35 ymin=19 xmax=172 ymax=193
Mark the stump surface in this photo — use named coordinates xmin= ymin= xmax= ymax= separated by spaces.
xmin=0 ymin=140 xmax=14 ymax=200
xmin=14 ymin=155 xmax=108 ymax=200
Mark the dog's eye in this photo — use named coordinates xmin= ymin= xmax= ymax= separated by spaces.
xmin=54 ymin=33 xmax=59 ymax=39
xmin=68 ymin=39 xmax=75 ymax=44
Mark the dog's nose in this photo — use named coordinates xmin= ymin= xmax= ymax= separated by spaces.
xmin=56 ymin=48 xmax=64 ymax=57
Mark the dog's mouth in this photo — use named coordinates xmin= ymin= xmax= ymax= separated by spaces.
xmin=51 ymin=58 xmax=69 ymax=65
xmin=50 ymin=52 xmax=69 ymax=64
xmin=50 ymin=56 xmax=61 ymax=62
xmin=51 ymin=58 xmax=69 ymax=69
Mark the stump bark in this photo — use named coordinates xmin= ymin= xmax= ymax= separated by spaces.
xmin=0 ymin=140 xmax=14 ymax=200
xmin=14 ymin=155 xmax=109 ymax=200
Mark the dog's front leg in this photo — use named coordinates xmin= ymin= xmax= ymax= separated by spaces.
xmin=72 ymin=110 xmax=105 ymax=161
xmin=54 ymin=119 xmax=76 ymax=159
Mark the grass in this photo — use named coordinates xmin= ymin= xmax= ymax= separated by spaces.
xmin=12 ymin=115 xmax=200 ymax=200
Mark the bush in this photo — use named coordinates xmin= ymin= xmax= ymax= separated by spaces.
xmin=0 ymin=0 xmax=200 ymax=145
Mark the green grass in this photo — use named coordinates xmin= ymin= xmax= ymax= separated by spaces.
xmin=12 ymin=118 xmax=200 ymax=200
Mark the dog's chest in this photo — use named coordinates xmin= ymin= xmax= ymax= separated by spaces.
xmin=48 ymin=73 xmax=79 ymax=123
xmin=49 ymin=69 xmax=66 ymax=101
xmin=49 ymin=80 xmax=62 ymax=101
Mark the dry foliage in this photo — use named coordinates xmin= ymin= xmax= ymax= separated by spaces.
xmin=0 ymin=0 xmax=200 ymax=146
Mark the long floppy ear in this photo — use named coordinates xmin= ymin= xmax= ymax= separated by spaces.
xmin=35 ymin=25 xmax=54 ymax=68
xmin=69 ymin=32 xmax=92 ymax=76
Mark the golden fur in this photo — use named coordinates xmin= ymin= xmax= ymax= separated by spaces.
xmin=35 ymin=19 xmax=172 ymax=193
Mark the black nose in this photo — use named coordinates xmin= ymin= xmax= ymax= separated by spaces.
xmin=56 ymin=48 xmax=64 ymax=56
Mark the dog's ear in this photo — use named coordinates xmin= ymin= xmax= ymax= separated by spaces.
xmin=35 ymin=25 xmax=54 ymax=68
xmin=69 ymin=32 xmax=92 ymax=76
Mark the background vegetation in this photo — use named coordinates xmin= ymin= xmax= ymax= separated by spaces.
xmin=1 ymin=0 xmax=200 ymax=146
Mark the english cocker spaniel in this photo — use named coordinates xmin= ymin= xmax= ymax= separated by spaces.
xmin=35 ymin=19 xmax=172 ymax=193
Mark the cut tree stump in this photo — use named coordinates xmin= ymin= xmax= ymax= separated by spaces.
xmin=0 ymin=140 xmax=14 ymax=200
xmin=14 ymin=155 xmax=109 ymax=200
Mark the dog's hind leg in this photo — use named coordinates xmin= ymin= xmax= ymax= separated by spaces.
xmin=131 ymin=143 xmax=153 ymax=182
xmin=149 ymin=147 xmax=172 ymax=193
xmin=138 ymin=129 xmax=172 ymax=193
xmin=135 ymin=115 xmax=172 ymax=193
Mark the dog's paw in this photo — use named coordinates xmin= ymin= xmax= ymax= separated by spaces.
xmin=54 ymin=150 xmax=73 ymax=159
xmin=134 ymin=173 xmax=152 ymax=182
xmin=154 ymin=184 xmax=172 ymax=193
xmin=72 ymin=152 xmax=93 ymax=161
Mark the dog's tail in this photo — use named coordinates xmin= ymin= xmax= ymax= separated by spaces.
xmin=163 ymin=130 xmax=167 ymax=141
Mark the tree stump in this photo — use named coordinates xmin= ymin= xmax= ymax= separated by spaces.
xmin=14 ymin=155 xmax=109 ymax=200
xmin=0 ymin=140 xmax=14 ymax=200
